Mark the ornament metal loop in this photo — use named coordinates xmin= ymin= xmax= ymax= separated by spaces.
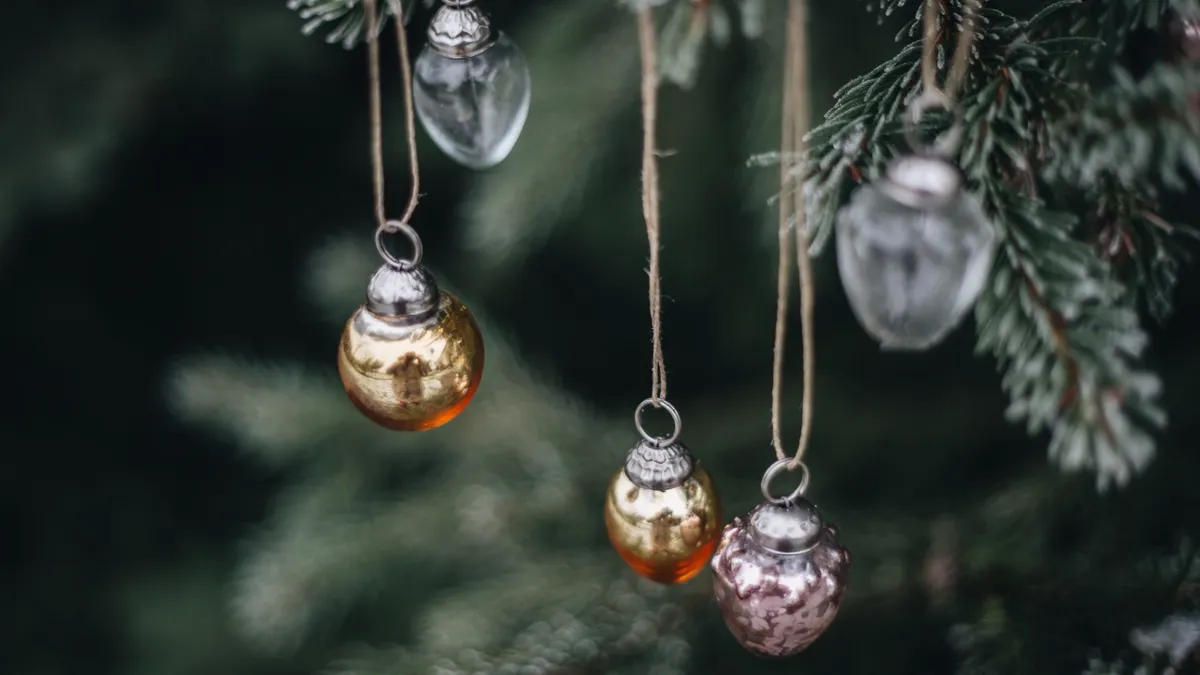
xmin=375 ymin=220 xmax=424 ymax=270
xmin=904 ymin=88 xmax=964 ymax=157
xmin=760 ymin=458 xmax=811 ymax=505
xmin=634 ymin=398 xmax=682 ymax=447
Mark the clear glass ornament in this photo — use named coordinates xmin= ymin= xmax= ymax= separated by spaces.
xmin=414 ymin=2 xmax=530 ymax=170
xmin=835 ymin=153 xmax=997 ymax=350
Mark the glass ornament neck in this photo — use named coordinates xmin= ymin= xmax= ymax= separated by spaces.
xmin=876 ymin=153 xmax=965 ymax=210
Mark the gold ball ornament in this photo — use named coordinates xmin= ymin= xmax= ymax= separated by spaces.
xmin=604 ymin=400 xmax=722 ymax=584
xmin=338 ymin=246 xmax=484 ymax=431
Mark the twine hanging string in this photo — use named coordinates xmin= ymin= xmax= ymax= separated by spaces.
xmin=770 ymin=0 xmax=814 ymax=470
xmin=387 ymin=0 xmax=422 ymax=225
xmin=363 ymin=0 xmax=422 ymax=240
xmin=920 ymin=0 xmax=983 ymax=103
xmin=364 ymin=0 xmax=387 ymax=230
xmin=636 ymin=7 xmax=668 ymax=405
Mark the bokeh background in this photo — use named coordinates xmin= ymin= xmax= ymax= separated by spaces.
xmin=3 ymin=1 xmax=1199 ymax=675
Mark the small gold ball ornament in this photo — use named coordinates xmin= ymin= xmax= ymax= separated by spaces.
xmin=338 ymin=225 xmax=484 ymax=431
xmin=604 ymin=399 xmax=722 ymax=584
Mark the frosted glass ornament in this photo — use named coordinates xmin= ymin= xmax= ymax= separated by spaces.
xmin=414 ymin=1 xmax=530 ymax=170
xmin=835 ymin=154 xmax=997 ymax=351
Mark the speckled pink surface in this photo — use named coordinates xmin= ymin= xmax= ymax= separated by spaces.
xmin=710 ymin=507 xmax=850 ymax=657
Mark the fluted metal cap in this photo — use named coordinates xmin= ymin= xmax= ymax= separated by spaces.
xmin=623 ymin=439 xmax=695 ymax=490
xmin=877 ymin=154 xmax=964 ymax=210
xmin=428 ymin=2 xmax=495 ymax=58
xmin=365 ymin=263 xmax=440 ymax=320
xmin=748 ymin=498 xmax=825 ymax=555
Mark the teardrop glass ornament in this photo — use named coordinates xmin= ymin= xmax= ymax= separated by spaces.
xmin=834 ymin=154 xmax=997 ymax=350
xmin=414 ymin=3 xmax=531 ymax=170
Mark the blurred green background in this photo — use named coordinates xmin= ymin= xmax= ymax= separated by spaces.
xmin=3 ymin=1 xmax=1198 ymax=675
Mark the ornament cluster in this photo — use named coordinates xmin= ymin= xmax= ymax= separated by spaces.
xmin=319 ymin=0 xmax=1200 ymax=663
xmin=332 ymin=0 xmax=855 ymax=660
xmin=337 ymin=0 xmax=529 ymax=435
xmin=602 ymin=403 xmax=852 ymax=658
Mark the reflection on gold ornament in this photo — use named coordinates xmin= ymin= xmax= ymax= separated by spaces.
xmin=604 ymin=436 xmax=722 ymax=584
xmin=338 ymin=263 xmax=484 ymax=431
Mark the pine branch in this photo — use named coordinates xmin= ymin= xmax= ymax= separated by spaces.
xmin=949 ymin=598 xmax=1030 ymax=675
xmin=291 ymin=0 xmax=767 ymax=67
xmin=173 ymin=238 xmax=650 ymax=656
xmin=799 ymin=2 xmax=1175 ymax=489
xmin=1082 ymin=655 xmax=1178 ymax=675
xmin=1083 ymin=611 xmax=1200 ymax=675
xmin=658 ymin=0 xmax=714 ymax=89
xmin=285 ymin=0 xmax=431 ymax=50
xmin=1043 ymin=64 xmax=1200 ymax=193
xmin=1090 ymin=183 xmax=1200 ymax=323
xmin=1130 ymin=612 xmax=1200 ymax=668
xmin=857 ymin=0 xmax=925 ymax=26
xmin=655 ymin=0 xmax=767 ymax=88
xmin=975 ymin=193 xmax=1164 ymax=491
xmin=856 ymin=0 xmax=1189 ymax=29
xmin=230 ymin=465 xmax=458 ymax=652
xmin=603 ymin=1 xmax=771 ymax=88
xmin=168 ymin=357 xmax=376 ymax=467
xmin=802 ymin=4 xmax=1070 ymax=249
xmin=329 ymin=564 xmax=702 ymax=675
xmin=949 ymin=545 xmax=1200 ymax=675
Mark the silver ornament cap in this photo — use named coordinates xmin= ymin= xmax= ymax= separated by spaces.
xmin=711 ymin=496 xmax=851 ymax=658
xmin=365 ymin=263 xmax=440 ymax=321
xmin=747 ymin=499 xmax=824 ymax=554
xmin=623 ymin=438 xmax=696 ymax=491
xmin=427 ymin=0 xmax=495 ymax=58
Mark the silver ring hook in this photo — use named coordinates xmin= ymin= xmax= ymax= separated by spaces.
xmin=634 ymin=398 xmax=682 ymax=447
xmin=760 ymin=458 xmax=811 ymax=505
xmin=903 ymin=89 xmax=965 ymax=157
xmin=375 ymin=220 xmax=424 ymax=270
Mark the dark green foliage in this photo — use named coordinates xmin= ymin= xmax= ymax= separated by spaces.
xmin=1044 ymin=64 xmax=1200 ymax=191
xmin=1089 ymin=183 xmax=1199 ymax=322
xmin=6 ymin=2 xmax=1197 ymax=675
